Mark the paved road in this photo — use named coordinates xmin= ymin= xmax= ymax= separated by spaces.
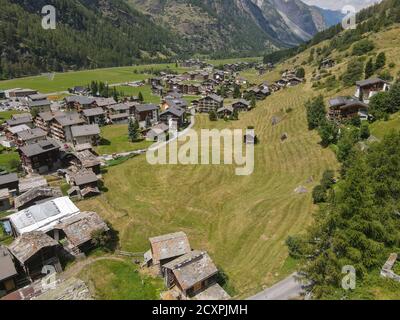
xmin=247 ymin=273 xmax=305 ymax=300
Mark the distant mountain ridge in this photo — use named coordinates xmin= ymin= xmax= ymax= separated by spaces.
xmin=128 ymin=0 xmax=344 ymax=51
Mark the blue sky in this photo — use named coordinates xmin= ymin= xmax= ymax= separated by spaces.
xmin=301 ymin=0 xmax=381 ymax=11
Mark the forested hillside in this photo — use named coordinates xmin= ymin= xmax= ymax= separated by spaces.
xmin=266 ymin=0 xmax=400 ymax=299
xmin=0 ymin=0 xmax=182 ymax=80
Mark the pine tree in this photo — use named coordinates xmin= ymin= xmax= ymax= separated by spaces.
xmin=128 ymin=118 xmax=140 ymax=142
xmin=138 ymin=91 xmax=144 ymax=102
xmin=375 ymin=52 xmax=386 ymax=70
xmin=250 ymin=96 xmax=256 ymax=109
xmin=365 ymin=58 xmax=374 ymax=79
xmin=233 ymin=85 xmax=241 ymax=99
xmin=209 ymin=110 xmax=218 ymax=121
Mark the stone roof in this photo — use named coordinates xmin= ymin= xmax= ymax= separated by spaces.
xmin=356 ymin=78 xmax=388 ymax=87
xmin=93 ymin=97 xmax=117 ymax=108
xmin=0 ymin=246 xmax=17 ymax=281
xmin=65 ymin=96 xmax=95 ymax=105
xmin=149 ymin=231 xmax=191 ymax=264
xmin=14 ymin=187 xmax=62 ymax=210
xmin=54 ymin=211 xmax=108 ymax=247
xmin=71 ymin=124 xmax=100 ymax=138
xmin=160 ymin=107 xmax=185 ymax=118
xmin=69 ymin=169 xmax=98 ymax=186
xmin=54 ymin=113 xmax=85 ymax=127
xmin=193 ymin=283 xmax=231 ymax=300
xmin=75 ymin=150 xmax=100 ymax=168
xmin=16 ymin=128 xmax=47 ymax=141
xmin=28 ymin=99 xmax=51 ymax=108
xmin=19 ymin=176 xmax=48 ymax=194
xmin=136 ymin=104 xmax=160 ymax=113
xmin=82 ymin=107 xmax=105 ymax=117
xmin=163 ymin=250 xmax=218 ymax=291
xmin=19 ymin=139 xmax=60 ymax=157
xmin=0 ymin=173 xmax=18 ymax=186
xmin=37 ymin=111 xmax=64 ymax=122
xmin=8 ymin=231 xmax=59 ymax=264
xmin=6 ymin=124 xmax=31 ymax=135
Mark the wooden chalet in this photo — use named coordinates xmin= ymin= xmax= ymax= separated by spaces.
xmin=18 ymin=139 xmax=61 ymax=174
xmin=355 ymin=78 xmax=390 ymax=104
xmin=197 ymin=94 xmax=224 ymax=113
xmin=328 ymin=97 xmax=369 ymax=122
xmin=8 ymin=231 xmax=62 ymax=282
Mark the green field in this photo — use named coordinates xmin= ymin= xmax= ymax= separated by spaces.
xmin=95 ymin=124 xmax=152 ymax=155
xmin=0 ymin=147 xmax=20 ymax=172
xmin=0 ymin=110 xmax=23 ymax=125
xmin=78 ymin=259 xmax=164 ymax=300
xmin=78 ymin=84 xmax=338 ymax=298
xmin=0 ymin=63 xmax=188 ymax=94
xmin=370 ymin=112 xmax=400 ymax=139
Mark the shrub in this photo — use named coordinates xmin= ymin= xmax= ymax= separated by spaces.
xmin=312 ymin=185 xmax=327 ymax=203
xmin=352 ymin=39 xmax=375 ymax=56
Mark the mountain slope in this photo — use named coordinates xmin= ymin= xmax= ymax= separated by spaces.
xmin=0 ymin=0 xmax=182 ymax=79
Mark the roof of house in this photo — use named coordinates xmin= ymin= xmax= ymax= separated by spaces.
xmin=16 ymin=128 xmax=47 ymax=141
xmin=163 ymin=251 xmax=218 ymax=291
xmin=193 ymin=283 xmax=231 ymax=300
xmin=28 ymin=99 xmax=51 ymax=108
xmin=136 ymin=104 xmax=160 ymax=113
xmin=0 ymin=188 xmax=10 ymax=200
xmin=8 ymin=196 xmax=80 ymax=234
xmin=54 ymin=211 xmax=108 ymax=247
xmin=19 ymin=139 xmax=60 ymax=158
xmin=165 ymin=98 xmax=188 ymax=109
xmin=65 ymin=96 xmax=95 ymax=105
xmin=217 ymin=105 xmax=234 ymax=113
xmin=75 ymin=150 xmax=100 ymax=168
xmin=54 ymin=113 xmax=85 ymax=127
xmin=69 ymin=169 xmax=98 ymax=186
xmin=149 ymin=231 xmax=191 ymax=263
xmin=0 ymin=173 xmax=18 ymax=186
xmin=14 ymin=187 xmax=62 ymax=210
xmin=109 ymin=112 xmax=129 ymax=120
xmin=6 ymin=124 xmax=31 ymax=135
xmin=160 ymin=107 xmax=185 ymax=118
xmin=19 ymin=176 xmax=48 ymax=194
xmin=71 ymin=124 xmax=100 ymax=138
xmin=0 ymin=246 xmax=17 ymax=281
xmin=233 ymin=99 xmax=250 ymax=106
xmin=200 ymin=94 xmax=223 ymax=103
xmin=6 ymin=116 xmax=33 ymax=127
xmin=93 ymin=97 xmax=117 ymax=108
xmin=82 ymin=107 xmax=105 ymax=117
xmin=37 ymin=111 xmax=64 ymax=122
xmin=8 ymin=231 xmax=59 ymax=264
xmin=146 ymin=123 xmax=169 ymax=139
xmin=28 ymin=94 xmax=47 ymax=101
xmin=107 ymin=103 xmax=130 ymax=112
xmin=329 ymin=97 xmax=368 ymax=109
xmin=356 ymin=78 xmax=388 ymax=87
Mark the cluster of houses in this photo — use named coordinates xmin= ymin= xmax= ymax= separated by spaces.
xmin=143 ymin=231 xmax=230 ymax=300
xmin=0 ymin=195 xmax=109 ymax=298
xmin=327 ymin=78 xmax=390 ymax=123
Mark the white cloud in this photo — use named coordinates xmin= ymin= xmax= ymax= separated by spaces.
xmin=301 ymin=0 xmax=381 ymax=11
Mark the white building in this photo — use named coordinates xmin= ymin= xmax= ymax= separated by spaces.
xmin=8 ymin=197 xmax=80 ymax=236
